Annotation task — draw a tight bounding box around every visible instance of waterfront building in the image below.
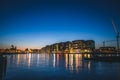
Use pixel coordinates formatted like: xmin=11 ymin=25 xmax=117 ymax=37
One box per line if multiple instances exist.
xmin=85 ymin=40 xmax=95 ymax=52
xmin=29 ymin=49 xmax=40 ymax=53
xmin=54 ymin=42 xmax=64 ymax=53
xmin=71 ymin=40 xmax=95 ymax=53
xmin=40 ymin=47 xmax=46 ymax=53
xmin=99 ymin=47 xmax=116 ymax=53
xmin=63 ymin=41 xmax=72 ymax=53
xmin=72 ymin=40 xmax=85 ymax=53
xmin=44 ymin=45 xmax=51 ymax=53
xmin=40 ymin=40 xmax=95 ymax=54
xmin=51 ymin=43 xmax=59 ymax=53
xmin=0 ymin=49 xmax=5 ymax=53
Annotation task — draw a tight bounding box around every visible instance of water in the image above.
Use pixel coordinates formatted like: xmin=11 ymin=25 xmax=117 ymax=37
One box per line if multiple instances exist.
xmin=1 ymin=53 xmax=120 ymax=80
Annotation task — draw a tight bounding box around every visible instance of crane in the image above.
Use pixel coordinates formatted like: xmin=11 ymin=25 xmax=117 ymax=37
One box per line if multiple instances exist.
xmin=112 ymin=20 xmax=119 ymax=52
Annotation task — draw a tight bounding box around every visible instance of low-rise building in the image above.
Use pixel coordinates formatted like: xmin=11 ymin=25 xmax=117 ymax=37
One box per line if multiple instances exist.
xmin=99 ymin=47 xmax=116 ymax=53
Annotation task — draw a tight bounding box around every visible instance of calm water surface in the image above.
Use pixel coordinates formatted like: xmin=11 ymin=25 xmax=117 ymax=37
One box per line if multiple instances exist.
xmin=1 ymin=53 xmax=120 ymax=80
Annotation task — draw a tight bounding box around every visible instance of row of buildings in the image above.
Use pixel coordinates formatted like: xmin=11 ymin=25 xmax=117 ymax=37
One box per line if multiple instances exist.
xmin=40 ymin=40 xmax=95 ymax=53
xmin=0 ymin=45 xmax=40 ymax=54
xmin=0 ymin=40 xmax=117 ymax=54
xmin=0 ymin=48 xmax=41 ymax=54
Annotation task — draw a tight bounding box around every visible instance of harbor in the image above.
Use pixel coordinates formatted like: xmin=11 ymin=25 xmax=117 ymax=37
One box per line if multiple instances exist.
xmin=0 ymin=53 xmax=120 ymax=80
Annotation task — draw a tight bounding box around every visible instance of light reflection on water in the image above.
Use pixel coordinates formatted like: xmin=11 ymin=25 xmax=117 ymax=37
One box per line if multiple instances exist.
xmin=1 ymin=53 xmax=120 ymax=80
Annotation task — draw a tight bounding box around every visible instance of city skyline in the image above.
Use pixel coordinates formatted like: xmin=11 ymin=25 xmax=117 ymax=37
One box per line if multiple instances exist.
xmin=0 ymin=0 xmax=120 ymax=49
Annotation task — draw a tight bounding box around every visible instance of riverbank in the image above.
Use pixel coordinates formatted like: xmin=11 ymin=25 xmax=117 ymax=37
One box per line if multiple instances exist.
xmin=1 ymin=52 xmax=120 ymax=62
xmin=0 ymin=52 xmax=26 ymax=55
xmin=84 ymin=53 xmax=120 ymax=62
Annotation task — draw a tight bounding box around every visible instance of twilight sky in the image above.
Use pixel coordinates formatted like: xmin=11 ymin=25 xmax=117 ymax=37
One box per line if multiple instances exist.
xmin=0 ymin=0 xmax=120 ymax=49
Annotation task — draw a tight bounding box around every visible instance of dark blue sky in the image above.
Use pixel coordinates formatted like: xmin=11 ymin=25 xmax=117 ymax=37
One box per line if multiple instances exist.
xmin=0 ymin=0 xmax=120 ymax=49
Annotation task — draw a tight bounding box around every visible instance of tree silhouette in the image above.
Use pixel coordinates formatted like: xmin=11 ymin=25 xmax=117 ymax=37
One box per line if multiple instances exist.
xmin=10 ymin=45 xmax=14 ymax=50
xmin=25 ymin=48 xmax=29 ymax=53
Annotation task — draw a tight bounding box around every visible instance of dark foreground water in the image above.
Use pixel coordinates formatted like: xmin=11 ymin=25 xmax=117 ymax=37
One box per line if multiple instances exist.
xmin=1 ymin=53 xmax=120 ymax=80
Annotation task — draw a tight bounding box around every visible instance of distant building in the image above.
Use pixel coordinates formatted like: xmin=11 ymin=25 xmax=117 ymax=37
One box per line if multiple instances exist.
xmin=99 ymin=47 xmax=116 ymax=53
xmin=0 ymin=49 xmax=5 ymax=53
xmin=30 ymin=49 xmax=40 ymax=53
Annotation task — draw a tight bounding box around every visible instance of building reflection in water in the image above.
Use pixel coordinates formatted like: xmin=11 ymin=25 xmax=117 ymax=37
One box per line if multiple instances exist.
xmin=57 ymin=54 xmax=60 ymax=67
xmin=6 ymin=53 xmax=92 ymax=74
xmin=64 ymin=54 xmax=91 ymax=73
xmin=65 ymin=54 xmax=68 ymax=70
xmin=37 ymin=54 xmax=40 ymax=66
xmin=15 ymin=54 xmax=32 ymax=68
xmin=53 ymin=54 xmax=56 ymax=67
xmin=69 ymin=54 xmax=73 ymax=72
xmin=28 ymin=53 xmax=31 ymax=68
xmin=2 ymin=53 xmax=120 ymax=80
xmin=17 ymin=54 xmax=20 ymax=65
xmin=0 ymin=55 xmax=7 ymax=80
xmin=75 ymin=54 xmax=80 ymax=73
xmin=14 ymin=53 xmax=50 ymax=69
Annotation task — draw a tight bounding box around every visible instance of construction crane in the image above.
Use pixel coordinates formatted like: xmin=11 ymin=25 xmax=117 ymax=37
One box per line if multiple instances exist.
xmin=112 ymin=20 xmax=120 ymax=52
xmin=103 ymin=40 xmax=116 ymax=47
